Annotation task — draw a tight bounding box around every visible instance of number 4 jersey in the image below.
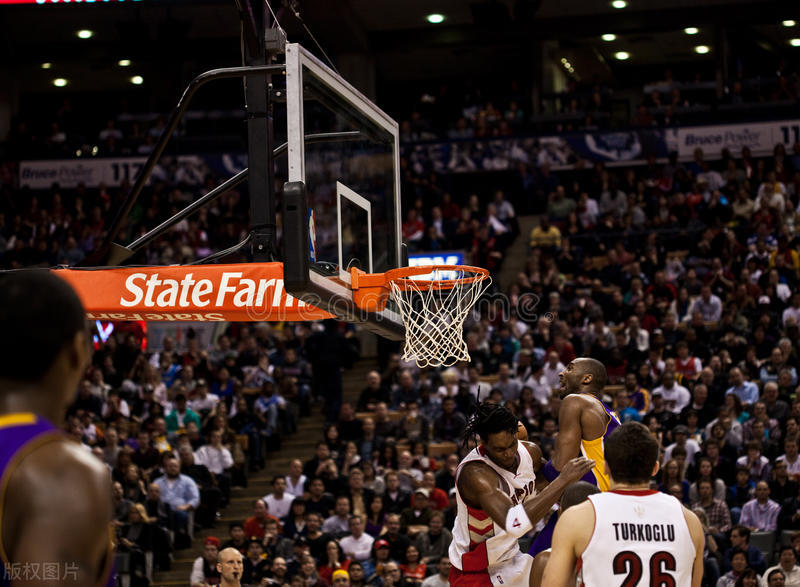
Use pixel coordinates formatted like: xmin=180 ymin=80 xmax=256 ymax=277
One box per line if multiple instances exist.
xmin=578 ymin=490 xmax=696 ymax=587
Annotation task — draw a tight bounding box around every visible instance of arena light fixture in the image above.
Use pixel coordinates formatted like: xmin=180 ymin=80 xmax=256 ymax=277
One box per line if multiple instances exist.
xmin=602 ymin=34 xmax=617 ymax=41
xmin=118 ymin=59 xmax=131 ymax=67
xmin=130 ymin=75 xmax=144 ymax=85
xmin=53 ymin=78 xmax=68 ymax=87
xmin=611 ymin=0 xmax=627 ymax=9
xmin=694 ymin=45 xmax=710 ymax=54
xmin=426 ymin=13 xmax=445 ymax=24
xmin=684 ymin=27 xmax=699 ymax=35
xmin=41 ymin=62 xmax=52 ymax=69
xmin=790 ymin=38 xmax=800 ymax=47
xmin=614 ymin=51 xmax=630 ymax=60
xmin=76 ymin=29 xmax=94 ymax=39
xmin=783 ymin=20 xmax=796 ymax=27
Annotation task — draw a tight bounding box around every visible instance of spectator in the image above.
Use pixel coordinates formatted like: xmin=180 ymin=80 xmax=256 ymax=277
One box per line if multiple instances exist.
xmin=286 ymin=458 xmax=307 ymax=498
xmin=221 ymin=522 xmax=248 ymax=555
xmin=179 ymin=445 xmax=222 ymax=529
xmin=305 ymin=511 xmax=335 ymax=562
xmin=189 ymin=538 xmax=222 ymax=587
xmin=383 ymin=514 xmax=412 ymax=564
xmin=194 ymin=428 xmax=233 ymax=506
xmin=737 ymin=441 xmax=772 ymax=484
xmin=433 ymin=397 xmax=467 ymax=441
xmin=318 ymin=541 xmax=351 ymax=585
xmin=340 ymin=515 xmax=375 ymax=562
xmin=244 ymin=499 xmax=282 ymax=540
xmin=422 ymin=557 xmax=451 ymax=587
xmin=241 ymin=539 xmax=269 ymax=585
xmin=264 ymin=475 xmax=294 ymax=521
xmin=415 ymin=511 xmax=452 ymax=566
xmin=724 ymin=525 xmax=767 ymax=574
xmin=651 ymin=371 xmax=691 ymax=414
xmin=726 ymin=368 xmax=760 ymax=408
xmin=739 ymin=481 xmax=781 ymax=532
xmin=323 ymin=495 xmax=352 ymax=538
xmin=153 ymin=454 xmax=200 ymax=539
xmin=166 ymin=393 xmax=202 ymax=434
xmin=693 ymin=478 xmax=732 ymax=543
xmin=307 ymin=477 xmax=336 ymax=518
xmin=761 ymin=546 xmax=800 ymax=586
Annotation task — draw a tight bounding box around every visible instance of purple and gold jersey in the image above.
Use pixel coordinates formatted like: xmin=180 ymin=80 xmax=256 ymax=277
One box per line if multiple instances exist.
xmin=0 ymin=413 xmax=115 ymax=587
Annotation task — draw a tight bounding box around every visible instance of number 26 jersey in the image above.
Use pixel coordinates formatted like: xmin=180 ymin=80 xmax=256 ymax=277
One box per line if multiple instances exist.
xmin=578 ymin=490 xmax=696 ymax=587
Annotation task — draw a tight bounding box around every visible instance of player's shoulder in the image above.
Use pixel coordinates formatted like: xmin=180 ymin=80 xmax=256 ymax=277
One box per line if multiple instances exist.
xmin=11 ymin=437 xmax=110 ymax=496
xmin=520 ymin=440 xmax=543 ymax=463
xmin=555 ymin=500 xmax=596 ymax=536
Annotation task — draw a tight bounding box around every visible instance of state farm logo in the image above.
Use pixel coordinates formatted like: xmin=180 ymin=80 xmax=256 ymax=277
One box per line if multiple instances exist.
xmin=120 ymin=272 xmax=307 ymax=309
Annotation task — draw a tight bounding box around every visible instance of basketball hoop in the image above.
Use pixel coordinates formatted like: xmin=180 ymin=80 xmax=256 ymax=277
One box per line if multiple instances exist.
xmin=350 ymin=265 xmax=492 ymax=368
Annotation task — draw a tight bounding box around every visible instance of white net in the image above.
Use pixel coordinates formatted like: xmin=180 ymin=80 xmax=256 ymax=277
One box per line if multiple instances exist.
xmin=388 ymin=267 xmax=492 ymax=368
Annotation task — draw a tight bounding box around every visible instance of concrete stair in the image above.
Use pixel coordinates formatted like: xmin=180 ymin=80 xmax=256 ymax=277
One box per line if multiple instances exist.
xmin=497 ymin=214 xmax=538 ymax=291
xmin=149 ymin=357 xmax=377 ymax=586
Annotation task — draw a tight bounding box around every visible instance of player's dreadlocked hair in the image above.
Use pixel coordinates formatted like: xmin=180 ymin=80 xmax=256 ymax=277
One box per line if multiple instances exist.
xmin=462 ymin=399 xmax=520 ymax=445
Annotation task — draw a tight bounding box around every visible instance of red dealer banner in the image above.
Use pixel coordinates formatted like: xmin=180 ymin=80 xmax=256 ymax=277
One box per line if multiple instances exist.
xmin=53 ymin=263 xmax=334 ymax=322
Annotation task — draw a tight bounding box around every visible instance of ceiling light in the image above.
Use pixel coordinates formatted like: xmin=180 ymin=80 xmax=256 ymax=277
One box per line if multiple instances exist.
xmin=426 ymin=13 xmax=445 ymax=24
xmin=684 ymin=27 xmax=699 ymax=35
xmin=41 ymin=62 xmax=52 ymax=69
xmin=130 ymin=75 xmax=144 ymax=85
xmin=76 ymin=29 xmax=94 ymax=39
xmin=602 ymin=34 xmax=617 ymax=41
xmin=694 ymin=45 xmax=710 ymax=54
xmin=783 ymin=20 xmax=796 ymax=27
xmin=614 ymin=51 xmax=630 ymax=60
xmin=790 ymin=38 xmax=800 ymax=47
xmin=118 ymin=59 xmax=131 ymax=67
xmin=611 ymin=0 xmax=627 ymax=9
xmin=53 ymin=78 xmax=68 ymax=87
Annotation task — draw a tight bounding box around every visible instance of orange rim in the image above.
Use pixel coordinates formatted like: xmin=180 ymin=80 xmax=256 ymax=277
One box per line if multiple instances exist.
xmin=384 ymin=265 xmax=490 ymax=291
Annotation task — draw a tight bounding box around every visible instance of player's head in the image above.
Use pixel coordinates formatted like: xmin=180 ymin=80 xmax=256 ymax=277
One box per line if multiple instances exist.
xmin=217 ymin=547 xmax=243 ymax=583
xmin=0 ymin=271 xmax=88 ymax=400
xmin=604 ymin=422 xmax=660 ymax=485
xmin=464 ymin=401 xmax=520 ymax=470
xmin=558 ymin=357 xmax=607 ymax=397
xmin=559 ymin=481 xmax=600 ymax=513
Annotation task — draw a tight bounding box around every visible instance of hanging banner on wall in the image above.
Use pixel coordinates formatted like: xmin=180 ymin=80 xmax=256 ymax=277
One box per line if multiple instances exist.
xmin=664 ymin=120 xmax=800 ymax=161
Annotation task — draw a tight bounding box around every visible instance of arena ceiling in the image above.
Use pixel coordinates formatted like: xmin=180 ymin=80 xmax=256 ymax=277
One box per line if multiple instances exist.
xmin=0 ymin=0 xmax=797 ymax=94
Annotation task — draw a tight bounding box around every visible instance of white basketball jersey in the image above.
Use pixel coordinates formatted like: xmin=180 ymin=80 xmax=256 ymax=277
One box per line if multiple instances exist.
xmin=579 ymin=490 xmax=696 ymax=587
xmin=449 ymin=443 xmax=537 ymax=572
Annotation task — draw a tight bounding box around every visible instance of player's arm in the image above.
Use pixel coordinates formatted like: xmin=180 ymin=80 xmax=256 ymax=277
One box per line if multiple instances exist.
xmin=529 ymin=551 xmax=549 ymax=587
xmin=682 ymin=506 xmax=705 ymax=587
xmin=551 ymin=395 xmax=584 ymax=471
xmin=541 ymin=502 xmax=594 ymax=587
xmin=458 ymin=456 xmax=594 ymax=537
xmin=4 ymin=442 xmax=112 ymax=587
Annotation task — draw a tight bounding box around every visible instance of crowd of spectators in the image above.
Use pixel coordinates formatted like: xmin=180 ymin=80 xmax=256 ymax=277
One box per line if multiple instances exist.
xmin=4 ymin=56 xmax=800 ymax=586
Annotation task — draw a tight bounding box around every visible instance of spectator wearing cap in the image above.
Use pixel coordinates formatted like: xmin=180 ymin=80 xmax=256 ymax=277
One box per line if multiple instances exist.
xmin=166 ymin=393 xmax=202 ymax=434
xmin=340 ymin=515 xmax=375 ymax=562
xmin=400 ymin=488 xmax=433 ymax=537
xmin=244 ymin=499 xmax=282 ymax=540
xmin=263 ymin=475 xmax=294 ymax=520
xmin=740 ymin=481 xmax=780 ymax=532
xmin=363 ymin=538 xmax=393 ymax=582
xmin=242 ymin=538 xmax=269 ymax=585
xmin=323 ymin=495 xmax=352 ymax=538
xmin=190 ymin=536 xmax=221 ymax=587
xmin=331 ymin=568 xmax=351 ymax=587
xmin=221 ymin=521 xmax=248 ymax=555
xmin=190 ymin=379 xmax=219 ymax=417
xmin=663 ymin=424 xmax=701 ymax=465
xmin=651 ymin=371 xmax=691 ymax=415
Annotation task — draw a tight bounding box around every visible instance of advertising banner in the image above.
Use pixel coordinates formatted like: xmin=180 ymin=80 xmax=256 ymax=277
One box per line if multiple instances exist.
xmin=665 ymin=120 xmax=800 ymax=161
xmin=53 ymin=263 xmax=333 ymax=322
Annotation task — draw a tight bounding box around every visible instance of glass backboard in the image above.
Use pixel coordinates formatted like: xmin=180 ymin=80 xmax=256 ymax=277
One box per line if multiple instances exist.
xmin=284 ymin=43 xmax=404 ymax=339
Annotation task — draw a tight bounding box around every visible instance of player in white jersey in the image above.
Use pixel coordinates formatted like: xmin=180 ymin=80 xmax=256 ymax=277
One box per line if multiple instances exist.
xmin=543 ymin=422 xmax=705 ymax=587
xmin=449 ymin=401 xmax=595 ymax=587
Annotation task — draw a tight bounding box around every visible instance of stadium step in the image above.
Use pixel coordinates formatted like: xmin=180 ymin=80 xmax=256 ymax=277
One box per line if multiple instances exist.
xmin=148 ymin=355 xmax=377 ymax=587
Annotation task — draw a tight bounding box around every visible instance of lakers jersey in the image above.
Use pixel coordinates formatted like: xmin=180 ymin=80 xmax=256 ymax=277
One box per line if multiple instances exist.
xmin=579 ymin=395 xmax=621 ymax=492
xmin=450 ymin=443 xmax=537 ymax=572
xmin=578 ymin=490 xmax=695 ymax=587
xmin=0 ymin=413 xmax=115 ymax=587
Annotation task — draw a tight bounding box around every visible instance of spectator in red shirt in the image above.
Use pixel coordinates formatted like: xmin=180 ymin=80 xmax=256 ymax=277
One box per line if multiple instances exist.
xmin=243 ymin=498 xmax=282 ymax=539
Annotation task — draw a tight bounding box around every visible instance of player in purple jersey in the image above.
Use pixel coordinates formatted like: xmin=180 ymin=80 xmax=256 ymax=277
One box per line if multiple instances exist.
xmin=0 ymin=271 xmax=114 ymax=586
